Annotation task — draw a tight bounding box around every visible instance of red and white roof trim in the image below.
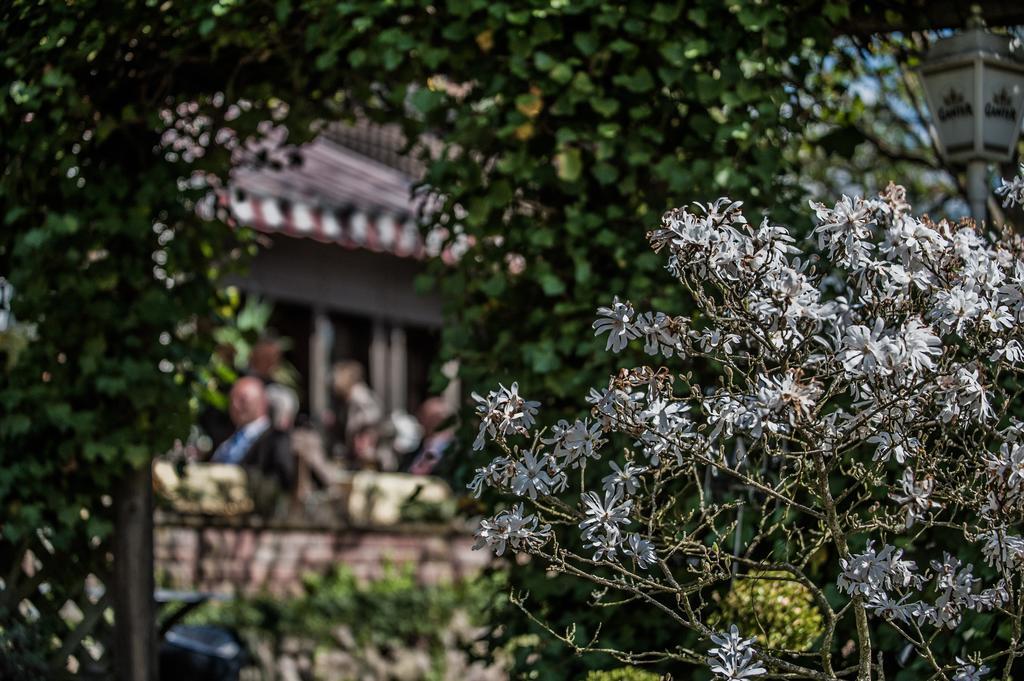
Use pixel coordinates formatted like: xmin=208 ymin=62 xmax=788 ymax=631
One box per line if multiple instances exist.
xmin=222 ymin=188 xmax=438 ymax=260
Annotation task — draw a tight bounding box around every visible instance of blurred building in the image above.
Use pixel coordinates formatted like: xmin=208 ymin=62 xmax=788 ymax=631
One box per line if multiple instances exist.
xmin=223 ymin=123 xmax=453 ymax=421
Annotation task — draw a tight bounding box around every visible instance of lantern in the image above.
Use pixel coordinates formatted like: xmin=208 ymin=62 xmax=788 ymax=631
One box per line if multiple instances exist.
xmin=919 ymin=13 xmax=1024 ymax=220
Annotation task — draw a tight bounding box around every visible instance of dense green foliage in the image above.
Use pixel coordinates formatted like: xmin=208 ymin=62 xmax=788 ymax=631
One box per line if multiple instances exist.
xmin=0 ymin=0 xmax=855 ymax=675
xmin=0 ymin=5 xmax=242 ymax=673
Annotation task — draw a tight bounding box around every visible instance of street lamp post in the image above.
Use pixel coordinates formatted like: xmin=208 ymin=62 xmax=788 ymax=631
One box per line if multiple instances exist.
xmin=918 ymin=9 xmax=1024 ymax=223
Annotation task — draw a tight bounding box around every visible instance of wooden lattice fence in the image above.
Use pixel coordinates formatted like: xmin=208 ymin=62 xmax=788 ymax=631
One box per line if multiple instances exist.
xmin=1 ymin=536 xmax=115 ymax=678
xmin=1 ymin=465 xmax=155 ymax=681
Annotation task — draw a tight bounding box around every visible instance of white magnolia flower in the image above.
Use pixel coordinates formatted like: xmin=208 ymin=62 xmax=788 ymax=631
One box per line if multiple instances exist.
xmin=472 ymin=382 xmax=540 ymax=450
xmin=706 ymin=625 xmax=766 ymax=680
xmin=510 ymin=451 xmax=559 ymax=500
xmin=546 ymin=418 xmax=605 ymax=467
xmin=601 ymin=460 xmax=646 ymax=497
xmin=838 ymin=542 xmax=921 ymax=599
xmin=754 ymin=370 xmax=821 ymax=429
xmin=584 ymin=531 xmax=622 ymax=562
xmin=587 ymin=386 xmax=643 ymax=428
xmin=473 ymin=504 xmax=551 ymax=556
xmin=467 ymin=456 xmax=511 ymax=497
xmin=593 ymin=297 xmax=639 ymax=353
xmin=980 ymin=303 xmax=1014 ymax=333
xmin=889 ymin=467 xmax=941 ymax=529
xmin=1002 ymin=418 xmax=1024 ymax=444
xmin=623 ymin=533 xmax=656 ymax=569
xmin=700 ymin=328 xmax=742 ymax=354
xmin=989 ymin=338 xmax=1024 ymax=364
xmin=996 ymin=164 xmax=1024 ymax=207
xmin=811 ymin=195 xmax=876 ymax=270
xmin=895 ymin=318 xmax=942 ymax=374
xmin=868 ymin=431 xmax=920 ymax=465
xmin=634 ymin=310 xmax=682 ymax=357
xmin=979 ymin=529 xmax=1024 ymax=572
xmin=640 ymin=397 xmax=690 ymax=435
xmin=563 ymin=418 xmax=605 ymax=460
xmin=587 ymin=387 xmax=619 ymax=422
xmin=864 ymin=590 xmax=917 ymax=623
xmin=579 ymin=489 xmax=632 ymax=541
xmin=982 ymin=442 xmax=1024 ymax=513
xmin=931 ymin=285 xmax=983 ymax=334
xmin=705 ymin=394 xmax=763 ymax=441
xmin=879 ymin=214 xmax=947 ymax=269
xmin=839 ymin=319 xmax=894 ymax=376
xmin=953 ymin=657 xmax=990 ymax=681
xmin=926 ymin=554 xmax=1008 ymax=629
xmin=952 ymin=366 xmax=994 ymax=423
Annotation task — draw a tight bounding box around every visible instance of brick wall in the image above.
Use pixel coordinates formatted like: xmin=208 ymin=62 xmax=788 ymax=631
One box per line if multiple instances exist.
xmin=154 ymin=511 xmax=489 ymax=595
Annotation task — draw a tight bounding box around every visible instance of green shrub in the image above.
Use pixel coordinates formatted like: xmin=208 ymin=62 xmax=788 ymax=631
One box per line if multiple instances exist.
xmin=709 ymin=571 xmax=823 ymax=651
xmin=186 ymin=565 xmax=506 ymax=670
xmin=585 ymin=667 xmax=662 ymax=681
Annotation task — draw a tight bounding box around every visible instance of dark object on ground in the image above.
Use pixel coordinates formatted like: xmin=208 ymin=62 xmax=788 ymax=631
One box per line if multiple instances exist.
xmin=159 ymin=625 xmax=244 ymax=681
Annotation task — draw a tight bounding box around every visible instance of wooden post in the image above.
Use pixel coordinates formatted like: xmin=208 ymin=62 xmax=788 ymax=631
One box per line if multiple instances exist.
xmin=113 ymin=462 xmax=156 ymax=681
xmin=370 ymin=319 xmax=389 ymax=409
xmin=389 ymin=325 xmax=407 ymax=413
xmin=310 ymin=308 xmax=333 ymax=428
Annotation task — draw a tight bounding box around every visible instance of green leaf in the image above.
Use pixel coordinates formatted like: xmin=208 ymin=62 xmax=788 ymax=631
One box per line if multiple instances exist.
xmin=537 ymin=272 xmax=565 ymax=296
xmin=615 ymin=67 xmax=654 ymax=93
xmin=555 ymin=148 xmax=582 ymax=182
xmin=592 ymin=162 xmax=618 ymax=185
xmin=533 ymin=51 xmax=555 ymax=71
xmin=659 ymin=41 xmax=687 ymax=67
xmin=651 ymin=4 xmax=681 ymax=22
xmin=275 ymin=0 xmax=292 ymax=23
xmin=316 ymin=51 xmax=338 ymax=70
xmin=550 ymin=63 xmax=573 ymax=84
xmin=684 ymin=40 xmax=709 ymax=59
xmin=573 ymin=32 xmax=599 ymax=56
xmin=574 ymin=258 xmax=592 ymax=284
xmin=525 ymin=340 xmax=560 ymax=372
xmin=348 ymin=49 xmax=367 ymax=68
xmin=590 ymin=98 xmax=619 ymax=117
xmin=409 ymin=87 xmax=444 ymax=114
xmin=480 ymin=273 xmax=506 ymax=297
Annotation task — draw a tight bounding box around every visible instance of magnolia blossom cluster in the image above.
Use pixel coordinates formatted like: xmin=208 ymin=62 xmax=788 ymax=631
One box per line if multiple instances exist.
xmin=470 ymin=170 xmax=1024 ymax=679
xmin=706 ymin=626 xmax=766 ymax=681
xmin=838 ymin=543 xmax=1007 ymax=629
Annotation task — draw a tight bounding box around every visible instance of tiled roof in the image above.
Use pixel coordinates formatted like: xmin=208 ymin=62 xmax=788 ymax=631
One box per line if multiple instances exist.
xmin=223 ymin=124 xmax=459 ymax=261
xmin=231 ymin=134 xmax=423 ymax=219
xmin=323 ymin=120 xmax=428 ymax=178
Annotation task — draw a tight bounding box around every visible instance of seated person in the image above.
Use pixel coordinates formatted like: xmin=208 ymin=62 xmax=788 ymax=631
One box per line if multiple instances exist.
xmin=329 ymin=361 xmax=385 ymax=469
xmin=405 ymin=397 xmax=456 ymax=476
xmin=211 ymin=377 xmax=294 ymax=492
xmin=249 ymin=334 xmax=301 ymax=428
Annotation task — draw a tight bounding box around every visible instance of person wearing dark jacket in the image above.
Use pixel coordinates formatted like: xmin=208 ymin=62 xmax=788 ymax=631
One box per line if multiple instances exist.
xmin=211 ymin=376 xmax=294 ymax=492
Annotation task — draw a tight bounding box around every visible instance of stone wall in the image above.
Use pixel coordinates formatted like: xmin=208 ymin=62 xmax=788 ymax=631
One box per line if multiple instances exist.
xmin=154 ymin=511 xmax=489 ymax=595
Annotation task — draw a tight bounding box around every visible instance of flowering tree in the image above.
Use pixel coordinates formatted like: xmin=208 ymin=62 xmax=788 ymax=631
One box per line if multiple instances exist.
xmin=470 ymin=172 xmax=1024 ymax=680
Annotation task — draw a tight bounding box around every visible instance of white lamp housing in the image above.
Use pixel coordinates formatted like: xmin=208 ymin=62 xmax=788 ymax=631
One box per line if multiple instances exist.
xmin=920 ymin=26 xmax=1024 ymax=163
